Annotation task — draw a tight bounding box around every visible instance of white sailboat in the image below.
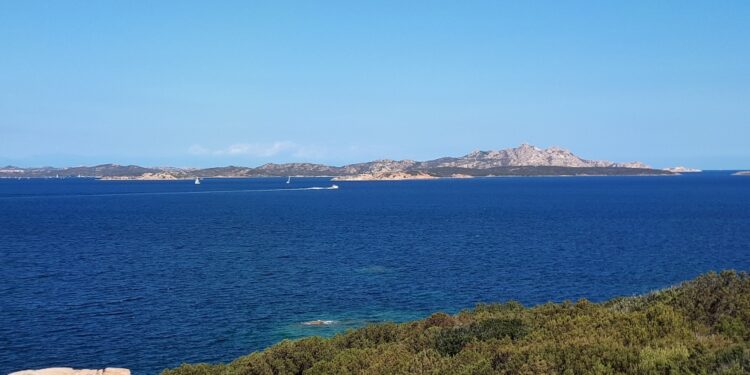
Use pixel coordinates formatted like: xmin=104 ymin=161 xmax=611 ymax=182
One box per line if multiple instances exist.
xmin=194 ymin=177 xmax=201 ymax=185
xmin=286 ymin=176 xmax=291 ymax=184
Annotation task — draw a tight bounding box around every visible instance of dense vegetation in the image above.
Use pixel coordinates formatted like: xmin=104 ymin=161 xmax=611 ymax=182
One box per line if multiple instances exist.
xmin=163 ymin=271 xmax=750 ymax=374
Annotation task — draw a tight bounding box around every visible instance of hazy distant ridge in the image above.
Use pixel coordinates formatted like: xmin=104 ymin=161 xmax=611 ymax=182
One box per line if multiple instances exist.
xmin=0 ymin=144 xmax=664 ymax=178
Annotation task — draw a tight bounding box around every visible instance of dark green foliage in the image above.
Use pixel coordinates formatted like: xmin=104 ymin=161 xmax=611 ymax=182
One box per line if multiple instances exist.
xmin=434 ymin=319 xmax=527 ymax=356
xmin=164 ymin=271 xmax=750 ymax=375
xmin=161 ymin=363 xmax=228 ymax=375
xmin=469 ymin=318 xmax=527 ymax=341
xmin=329 ymin=322 xmax=401 ymax=349
xmin=434 ymin=326 xmax=472 ymax=356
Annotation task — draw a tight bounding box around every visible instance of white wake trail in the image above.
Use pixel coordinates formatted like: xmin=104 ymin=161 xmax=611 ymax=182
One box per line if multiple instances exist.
xmin=0 ymin=185 xmax=340 ymax=200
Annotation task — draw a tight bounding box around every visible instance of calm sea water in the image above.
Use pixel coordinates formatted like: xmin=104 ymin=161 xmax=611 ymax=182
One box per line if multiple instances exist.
xmin=1 ymin=173 xmax=749 ymax=374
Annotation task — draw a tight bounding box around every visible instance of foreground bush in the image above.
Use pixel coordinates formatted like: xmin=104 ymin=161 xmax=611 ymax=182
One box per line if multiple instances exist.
xmin=163 ymin=271 xmax=750 ymax=375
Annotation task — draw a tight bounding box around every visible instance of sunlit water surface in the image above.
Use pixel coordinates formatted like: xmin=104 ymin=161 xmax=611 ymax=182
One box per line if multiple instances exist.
xmin=1 ymin=173 xmax=749 ymax=374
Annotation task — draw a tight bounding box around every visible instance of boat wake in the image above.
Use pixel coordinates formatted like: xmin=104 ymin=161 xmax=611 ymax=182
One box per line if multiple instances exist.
xmin=1 ymin=185 xmax=341 ymax=200
xmin=305 ymin=184 xmax=339 ymax=190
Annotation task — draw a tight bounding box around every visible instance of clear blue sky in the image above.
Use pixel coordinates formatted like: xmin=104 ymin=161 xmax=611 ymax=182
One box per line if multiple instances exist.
xmin=1 ymin=1 xmax=748 ymax=169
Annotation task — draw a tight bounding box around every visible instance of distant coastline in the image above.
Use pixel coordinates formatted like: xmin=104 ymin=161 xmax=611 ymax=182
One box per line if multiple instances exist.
xmin=1 ymin=144 xmax=684 ymax=180
xmin=1 ymin=167 xmax=676 ymax=181
xmin=331 ymin=167 xmax=675 ymax=181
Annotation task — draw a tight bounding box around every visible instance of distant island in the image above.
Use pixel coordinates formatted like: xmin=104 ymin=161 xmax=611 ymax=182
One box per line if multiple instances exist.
xmin=0 ymin=144 xmax=682 ymax=180
xmin=162 ymin=271 xmax=750 ymax=375
xmin=663 ymin=166 xmax=702 ymax=173
xmin=734 ymin=171 xmax=750 ymax=176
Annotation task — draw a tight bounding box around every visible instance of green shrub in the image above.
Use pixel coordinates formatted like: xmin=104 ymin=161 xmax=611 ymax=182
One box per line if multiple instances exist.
xmin=162 ymin=270 xmax=750 ymax=375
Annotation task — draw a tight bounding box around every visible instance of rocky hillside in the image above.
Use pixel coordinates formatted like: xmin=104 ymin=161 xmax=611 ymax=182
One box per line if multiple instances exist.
xmin=419 ymin=144 xmax=649 ymax=169
xmin=0 ymin=144 xmax=665 ymax=178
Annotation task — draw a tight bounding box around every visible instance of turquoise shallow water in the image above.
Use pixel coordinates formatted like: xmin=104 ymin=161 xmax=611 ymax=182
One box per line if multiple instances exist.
xmin=1 ymin=172 xmax=749 ymax=374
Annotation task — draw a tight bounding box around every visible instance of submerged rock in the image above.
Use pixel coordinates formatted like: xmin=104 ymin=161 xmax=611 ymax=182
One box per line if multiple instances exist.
xmin=302 ymin=320 xmax=336 ymax=326
xmin=9 ymin=368 xmax=130 ymax=375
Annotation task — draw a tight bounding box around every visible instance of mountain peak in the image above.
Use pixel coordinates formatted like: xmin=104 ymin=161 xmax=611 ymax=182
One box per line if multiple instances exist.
xmin=441 ymin=144 xmax=650 ymax=169
xmin=516 ymin=143 xmax=538 ymax=150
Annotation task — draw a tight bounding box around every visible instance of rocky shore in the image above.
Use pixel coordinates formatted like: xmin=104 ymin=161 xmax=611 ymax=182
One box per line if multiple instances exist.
xmin=663 ymin=166 xmax=702 ymax=173
xmin=99 ymin=173 xmax=184 ymax=181
xmin=332 ymin=171 xmax=437 ymax=181
xmin=734 ymin=171 xmax=750 ymax=176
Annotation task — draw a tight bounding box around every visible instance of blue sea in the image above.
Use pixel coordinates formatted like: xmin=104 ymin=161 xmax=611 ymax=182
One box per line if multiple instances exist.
xmin=1 ymin=173 xmax=749 ymax=374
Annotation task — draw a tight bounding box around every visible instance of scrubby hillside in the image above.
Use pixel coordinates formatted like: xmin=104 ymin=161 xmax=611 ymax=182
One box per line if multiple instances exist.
xmin=163 ymin=271 xmax=750 ymax=375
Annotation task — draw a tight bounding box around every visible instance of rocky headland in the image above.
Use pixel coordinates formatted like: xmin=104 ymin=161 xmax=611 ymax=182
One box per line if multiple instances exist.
xmin=734 ymin=171 xmax=750 ymax=176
